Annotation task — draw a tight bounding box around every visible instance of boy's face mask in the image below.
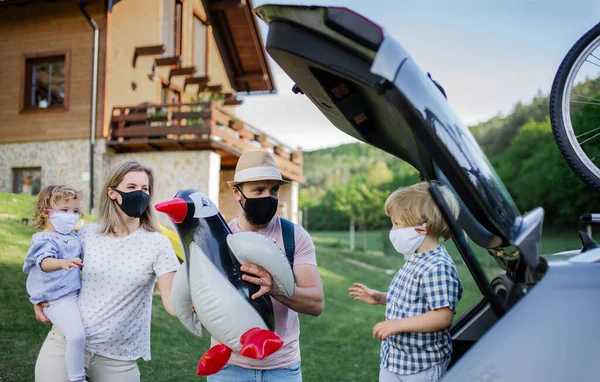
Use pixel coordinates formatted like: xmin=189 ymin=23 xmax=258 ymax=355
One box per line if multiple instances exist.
xmin=389 ymin=223 xmax=427 ymax=257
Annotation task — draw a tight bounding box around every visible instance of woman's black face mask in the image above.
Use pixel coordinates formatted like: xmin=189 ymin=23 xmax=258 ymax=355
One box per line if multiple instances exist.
xmin=237 ymin=187 xmax=278 ymax=226
xmin=113 ymin=189 xmax=150 ymax=218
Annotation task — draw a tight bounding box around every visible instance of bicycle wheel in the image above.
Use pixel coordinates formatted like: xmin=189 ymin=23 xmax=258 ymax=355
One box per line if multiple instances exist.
xmin=550 ymin=21 xmax=600 ymax=191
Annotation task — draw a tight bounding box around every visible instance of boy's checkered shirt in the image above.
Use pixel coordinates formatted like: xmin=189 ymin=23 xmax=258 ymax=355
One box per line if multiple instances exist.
xmin=381 ymin=246 xmax=462 ymax=375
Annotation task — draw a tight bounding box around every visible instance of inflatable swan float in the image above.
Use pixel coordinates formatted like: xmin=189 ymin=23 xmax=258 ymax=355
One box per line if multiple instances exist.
xmin=155 ymin=190 xmax=295 ymax=376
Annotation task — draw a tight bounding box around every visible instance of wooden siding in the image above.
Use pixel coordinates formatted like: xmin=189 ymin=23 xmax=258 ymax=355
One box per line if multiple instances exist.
xmin=105 ymin=0 xmax=162 ymax=136
xmin=0 ymin=0 xmax=106 ymax=143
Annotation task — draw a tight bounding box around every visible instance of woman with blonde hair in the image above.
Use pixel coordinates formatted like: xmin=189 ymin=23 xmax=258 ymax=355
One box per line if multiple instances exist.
xmin=33 ymin=161 xmax=180 ymax=382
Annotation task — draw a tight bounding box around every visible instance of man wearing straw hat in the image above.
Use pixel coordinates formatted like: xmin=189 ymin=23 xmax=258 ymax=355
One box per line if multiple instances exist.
xmin=208 ymin=150 xmax=324 ymax=381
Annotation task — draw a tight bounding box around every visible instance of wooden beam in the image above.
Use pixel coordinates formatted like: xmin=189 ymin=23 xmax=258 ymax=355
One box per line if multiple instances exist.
xmin=209 ymin=0 xmax=245 ymax=11
xmin=112 ymin=125 xmax=211 ymax=138
xmin=235 ymin=73 xmax=268 ymax=83
xmin=133 ymin=45 xmax=165 ymax=67
xmin=155 ymin=56 xmax=181 ymax=67
xmin=224 ymin=97 xmax=243 ymax=106
xmin=207 ymin=84 xmax=223 ymax=92
xmin=184 ymin=76 xmax=210 ymax=91
xmin=169 ymin=66 xmax=196 ymax=80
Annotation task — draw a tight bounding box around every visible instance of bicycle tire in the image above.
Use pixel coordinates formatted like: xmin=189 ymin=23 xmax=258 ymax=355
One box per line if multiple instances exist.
xmin=549 ymin=21 xmax=600 ymax=191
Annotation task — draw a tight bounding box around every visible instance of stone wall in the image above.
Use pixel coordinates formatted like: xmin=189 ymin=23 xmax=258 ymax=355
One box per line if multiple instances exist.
xmin=278 ymin=181 xmax=299 ymax=223
xmin=0 ymin=139 xmax=106 ymax=211
xmin=1 ymin=140 xmax=300 ymax=227
xmin=219 ymin=168 xmax=239 ymax=222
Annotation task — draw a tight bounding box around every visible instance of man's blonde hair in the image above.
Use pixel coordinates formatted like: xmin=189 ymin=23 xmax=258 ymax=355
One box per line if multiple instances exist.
xmin=384 ymin=182 xmax=460 ymax=239
xmin=98 ymin=161 xmax=159 ymax=235
xmin=34 ymin=185 xmax=82 ymax=229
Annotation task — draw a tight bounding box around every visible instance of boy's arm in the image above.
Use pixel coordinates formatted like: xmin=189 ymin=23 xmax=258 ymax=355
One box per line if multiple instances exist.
xmin=374 ymin=261 xmax=461 ymax=339
xmin=373 ymin=308 xmax=453 ymax=339
xmin=402 ymin=308 xmax=454 ymax=331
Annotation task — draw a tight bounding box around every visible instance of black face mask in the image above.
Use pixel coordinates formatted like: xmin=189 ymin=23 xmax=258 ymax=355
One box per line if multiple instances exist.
xmin=113 ymin=189 xmax=150 ymax=218
xmin=238 ymin=188 xmax=278 ymax=226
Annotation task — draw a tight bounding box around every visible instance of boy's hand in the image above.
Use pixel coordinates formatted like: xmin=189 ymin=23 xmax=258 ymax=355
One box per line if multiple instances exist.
xmin=373 ymin=319 xmax=402 ymax=340
xmin=349 ymin=283 xmax=382 ymax=305
xmin=61 ymin=258 xmax=83 ymax=271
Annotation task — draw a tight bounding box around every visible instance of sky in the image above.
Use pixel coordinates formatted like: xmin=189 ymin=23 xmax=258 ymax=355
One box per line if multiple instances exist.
xmin=234 ymin=0 xmax=600 ymax=151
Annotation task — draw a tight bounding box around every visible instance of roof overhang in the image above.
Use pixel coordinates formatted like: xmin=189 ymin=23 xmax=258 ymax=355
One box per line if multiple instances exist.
xmin=202 ymin=0 xmax=276 ymax=94
xmin=0 ymin=0 xmax=38 ymax=5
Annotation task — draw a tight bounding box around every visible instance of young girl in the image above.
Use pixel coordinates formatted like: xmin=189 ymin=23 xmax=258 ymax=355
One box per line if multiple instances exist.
xmin=23 ymin=185 xmax=86 ymax=382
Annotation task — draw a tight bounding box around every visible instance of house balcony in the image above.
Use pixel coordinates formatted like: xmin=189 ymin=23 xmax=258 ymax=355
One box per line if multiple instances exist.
xmin=107 ymin=102 xmax=304 ymax=182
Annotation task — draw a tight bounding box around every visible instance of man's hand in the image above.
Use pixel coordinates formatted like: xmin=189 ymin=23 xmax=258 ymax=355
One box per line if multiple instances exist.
xmin=34 ymin=302 xmax=51 ymax=324
xmin=61 ymin=258 xmax=83 ymax=271
xmin=373 ymin=319 xmax=402 ymax=340
xmin=349 ymin=283 xmax=384 ymax=305
xmin=241 ymin=262 xmax=283 ymax=300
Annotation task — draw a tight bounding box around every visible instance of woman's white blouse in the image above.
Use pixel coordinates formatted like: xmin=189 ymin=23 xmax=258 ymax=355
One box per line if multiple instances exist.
xmin=77 ymin=223 xmax=180 ymax=361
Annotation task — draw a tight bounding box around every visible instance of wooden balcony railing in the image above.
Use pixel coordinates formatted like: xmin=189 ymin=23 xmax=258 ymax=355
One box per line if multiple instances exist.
xmin=108 ymin=102 xmax=303 ymax=181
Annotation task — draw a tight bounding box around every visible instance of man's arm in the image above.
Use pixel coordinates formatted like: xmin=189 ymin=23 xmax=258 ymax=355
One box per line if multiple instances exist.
xmin=241 ymin=263 xmax=324 ymax=317
xmin=271 ymin=264 xmax=324 ymax=316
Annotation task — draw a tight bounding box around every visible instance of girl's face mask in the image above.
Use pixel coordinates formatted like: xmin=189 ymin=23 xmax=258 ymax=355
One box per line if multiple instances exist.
xmin=389 ymin=223 xmax=427 ymax=257
xmin=48 ymin=210 xmax=80 ymax=234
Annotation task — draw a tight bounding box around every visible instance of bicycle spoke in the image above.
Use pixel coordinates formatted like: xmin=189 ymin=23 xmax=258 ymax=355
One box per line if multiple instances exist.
xmin=585 ymin=58 xmax=600 ymax=69
xmin=572 ymin=93 xmax=600 ymax=103
xmin=570 ymin=100 xmax=600 ymax=106
xmin=579 ymin=130 xmax=600 ymax=145
xmin=591 ymin=153 xmax=600 ymax=162
xmin=576 ymin=126 xmax=600 ymax=139
xmin=590 ymin=52 xmax=600 ymax=64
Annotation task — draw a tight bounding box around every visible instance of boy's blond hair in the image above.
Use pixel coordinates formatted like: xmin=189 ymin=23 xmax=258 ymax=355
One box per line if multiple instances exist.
xmin=384 ymin=182 xmax=460 ymax=239
xmin=34 ymin=185 xmax=82 ymax=229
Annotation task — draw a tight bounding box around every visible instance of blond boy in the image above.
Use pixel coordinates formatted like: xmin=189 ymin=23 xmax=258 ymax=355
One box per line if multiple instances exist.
xmin=349 ymin=182 xmax=462 ymax=382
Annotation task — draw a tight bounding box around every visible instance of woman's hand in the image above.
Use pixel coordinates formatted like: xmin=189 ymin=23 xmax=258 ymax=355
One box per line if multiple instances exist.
xmin=34 ymin=302 xmax=51 ymax=324
xmin=349 ymin=283 xmax=383 ymax=305
xmin=241 ymin=262 xmax=282 ymax=300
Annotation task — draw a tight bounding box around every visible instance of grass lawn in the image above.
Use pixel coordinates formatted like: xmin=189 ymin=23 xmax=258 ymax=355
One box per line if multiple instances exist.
xmin=0 ymin=192 xmax=583 ymax=381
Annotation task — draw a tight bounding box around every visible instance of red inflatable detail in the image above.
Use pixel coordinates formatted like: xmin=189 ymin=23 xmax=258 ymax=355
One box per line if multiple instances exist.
xmin=155 ymin=198 xmax=188 ymax=223
xmin=239 ymin=327 xmax=284 ymax=360
xmin=196 ymin=344 xmax=232 ymax=376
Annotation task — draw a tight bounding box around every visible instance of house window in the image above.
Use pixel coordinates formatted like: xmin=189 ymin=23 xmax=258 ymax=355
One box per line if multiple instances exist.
xmin=174 ymin=0 xmax=183 ymax=56
xmin=163 ymin=0 xmax=183 ymax=56
xmin=13 ymin=167 xmax=42 ymax=195
xmin=193 ymin=14 xmax=208 ymax=75
xmin=22 ymin=51 xmax=69 ymax=110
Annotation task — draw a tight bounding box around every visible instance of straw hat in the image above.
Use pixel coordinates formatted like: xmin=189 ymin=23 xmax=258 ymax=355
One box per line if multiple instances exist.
xmin=227 ymin=151 xmax=291 ymax=187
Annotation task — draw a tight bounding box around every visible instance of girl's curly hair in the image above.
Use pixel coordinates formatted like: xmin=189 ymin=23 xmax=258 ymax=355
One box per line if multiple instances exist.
xmin=33 ymin=185 xmax=82 ymax=229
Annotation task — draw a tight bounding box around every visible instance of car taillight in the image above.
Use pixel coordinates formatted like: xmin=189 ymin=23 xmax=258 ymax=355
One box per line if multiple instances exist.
xmin=325 ymin=7 xmax=384 ymax=51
